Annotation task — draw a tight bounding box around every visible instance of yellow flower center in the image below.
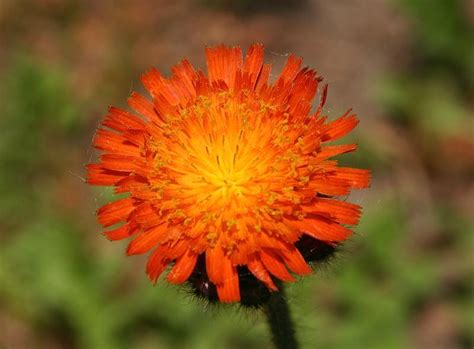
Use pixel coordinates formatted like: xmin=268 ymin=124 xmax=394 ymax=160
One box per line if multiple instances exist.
xmin=144 ymin=88 xmax=310 ymax=256
xmin=154 ymin=92 xmax=283 ymax=216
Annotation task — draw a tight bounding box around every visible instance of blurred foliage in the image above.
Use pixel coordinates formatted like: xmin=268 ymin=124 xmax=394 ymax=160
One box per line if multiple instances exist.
xmin=0 ymin=55 xmax=80 ymax=227
xmin=0 ymin=0 xmax=473 ymax=348
xmin=381 ymin=0 xmax=474 ymax=136
xmin=399 ymin=0 xmax=474 ymax=86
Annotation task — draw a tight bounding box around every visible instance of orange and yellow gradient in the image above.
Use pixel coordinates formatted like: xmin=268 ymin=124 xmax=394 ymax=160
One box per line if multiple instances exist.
xmin=87 ymin=44 xmax=370 ymax=303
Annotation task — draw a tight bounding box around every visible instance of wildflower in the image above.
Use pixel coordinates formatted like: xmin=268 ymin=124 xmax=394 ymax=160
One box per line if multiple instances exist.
xmin=87 ymin=44 xmax=370 ymax=304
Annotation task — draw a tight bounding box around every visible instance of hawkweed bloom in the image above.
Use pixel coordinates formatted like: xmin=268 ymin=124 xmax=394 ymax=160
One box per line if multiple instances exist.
xmin=87 ymin=44 xmax=370 ymax=305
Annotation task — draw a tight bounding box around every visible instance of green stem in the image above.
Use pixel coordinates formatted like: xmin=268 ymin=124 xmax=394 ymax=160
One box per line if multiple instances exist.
xmin=264 ymin=284 xmax=299 ymax=349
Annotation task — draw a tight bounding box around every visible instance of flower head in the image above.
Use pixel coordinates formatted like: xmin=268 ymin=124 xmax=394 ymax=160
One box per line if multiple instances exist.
xmin=87 ymin=44 xmax=370 ymax=303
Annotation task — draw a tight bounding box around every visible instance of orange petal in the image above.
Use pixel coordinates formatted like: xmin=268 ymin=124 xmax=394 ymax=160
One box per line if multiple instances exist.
xmin=333 ymin=168 xmax=371 ymax=189
xmin=288 ymin=69 xmax=319 ymax=116
xmin=167 ymin=239 xmax=189 ymax=260
xmin=314 ymin=84 xmax=328 ymax=118
xmin=102 ymin=106 xmax=146 ymax=132
xmin=321 ymin=111 xmax=359 ymax=142
xmin=100 ymin=154 xmax=149 ymax=177
xmin=303 ymin=198 xmax=362 ymax=225
xmin=247 ymin=256 xmax=278 ymax=291
xmin=255 ymin=63 xmax=271 ymax=92
xmin=97 ymin=197 xmax=136 ymax=227
xmin=216 ymin=257 xmax=240 ymax=303
xmin=286 ymin=217 xmax=352 ymax=242
xmin=146 ymin=246 xmax=170 ymax=283
xmin=126 ymin=223 xmax=169 ymax=255
xmin=86 ymin=164 xmax=123 ymax=186
xmin=205 ymin=244 xmax=224 ymax=284
xmin=142 ymin=68 xmax=192 ymax=108
xmin=93 ymin=128 xmax=140 ymax=156
xmin=103 ymin=221 xmax=139 ymax=241
xmin=280 ymin=246 xmax=311 ymax=275
xmin=308 ymin=176 xmax=351 ymax=196
xmin=243 ymin=43 xmax=264 ymax=89
xmin=171 ymin=59 xmax=197 ymax=99
xmin=141 ymin=68 xmax=167 ymax=99
xmin=261 ymin=249 xmax=295 ymax=282
xmin=277 ymin=54 xmax=302 ymax=84
xmin=131 ymin=203 xmax=163 ymax=229
xmin=205 ymin=45 xmax=243 ymax=89
xmin=167 ymin=250 xmax=198 ymax=284
xmin=115 ymin=176 xmax=152 ymax=198
xmin=99 ymin=154 xmax=140 ymax=173
xmin=317 ymin=144 xmax=358 ymax=160
xmin=127 ymin=92 xmax=160 ymax=122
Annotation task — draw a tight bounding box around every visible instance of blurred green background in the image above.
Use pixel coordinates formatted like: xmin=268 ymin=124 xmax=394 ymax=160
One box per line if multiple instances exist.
xmin=0 ymin=0 xmax=473 ymax=348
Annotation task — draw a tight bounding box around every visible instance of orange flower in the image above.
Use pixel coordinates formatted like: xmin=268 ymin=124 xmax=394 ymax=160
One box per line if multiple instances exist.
xmin=87 ymin=44 xmax=370 ymax=303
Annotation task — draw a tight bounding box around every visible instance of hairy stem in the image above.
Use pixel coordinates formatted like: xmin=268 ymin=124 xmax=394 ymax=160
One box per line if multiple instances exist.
xmin=264 ymin=284 xmax=299 ymax=349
